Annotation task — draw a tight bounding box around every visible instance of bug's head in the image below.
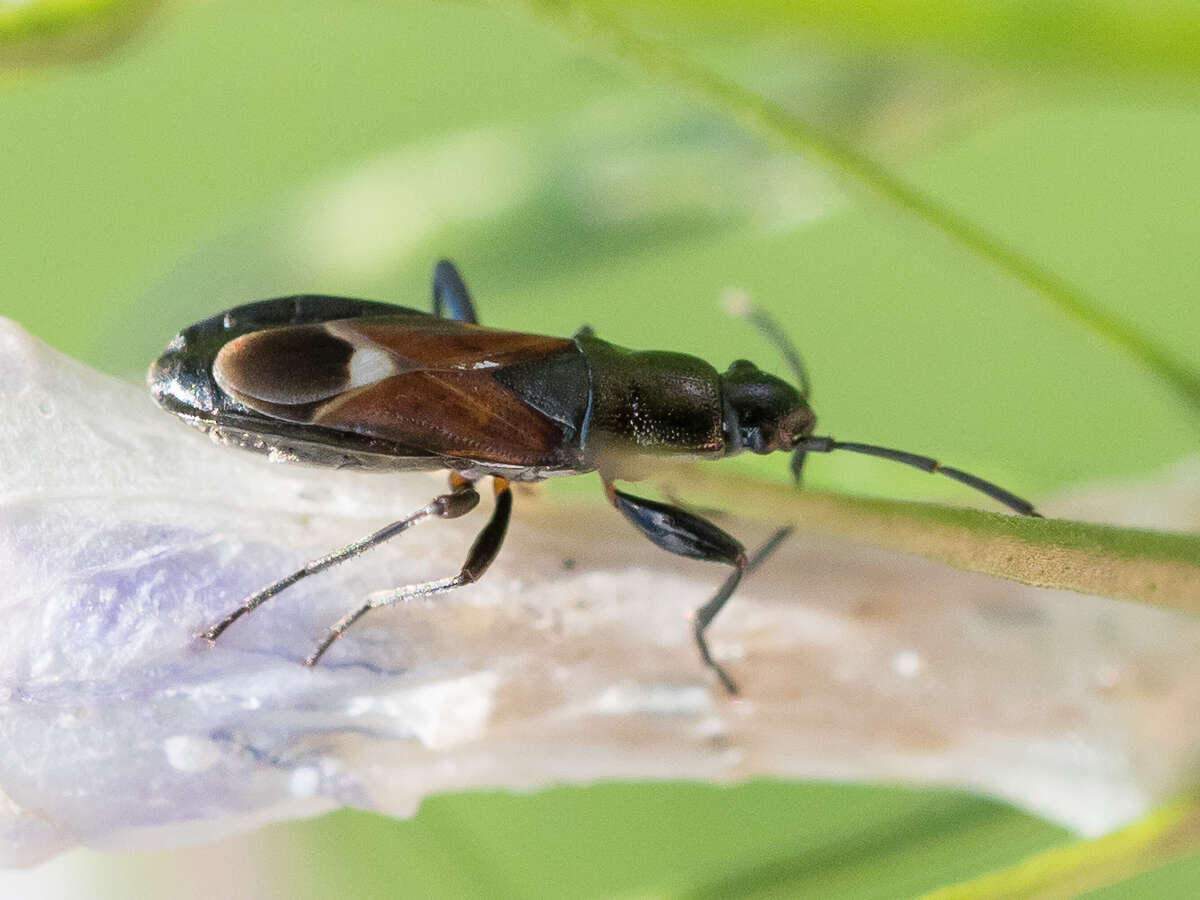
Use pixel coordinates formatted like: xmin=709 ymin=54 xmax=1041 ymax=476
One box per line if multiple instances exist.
xmin=721 ymin=359 xmax=815 ymax=456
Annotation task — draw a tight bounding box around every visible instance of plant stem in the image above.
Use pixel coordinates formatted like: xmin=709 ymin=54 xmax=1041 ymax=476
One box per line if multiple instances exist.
xmin=917 ymin=798 xmax=1200 ymax=899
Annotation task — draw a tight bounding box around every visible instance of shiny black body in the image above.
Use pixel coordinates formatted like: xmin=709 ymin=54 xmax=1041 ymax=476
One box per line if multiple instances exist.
xmin=151 ymin=296 xmax=435 ymax=472
xmin=149 ymin=298 xmax=777 ymax=482
xmin=151 ymin=259 xmax=1038 ymax=694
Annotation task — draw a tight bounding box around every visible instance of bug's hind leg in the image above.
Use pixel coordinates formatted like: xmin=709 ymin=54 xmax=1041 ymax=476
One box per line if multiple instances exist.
xmin=605 ymin=482 xmax=750 ymax=694
xmin=431 ymin=259 xmax=479 ymax=324
xmin=306 ymin=477 xmax=514 ymax=666
xmin=199 ymin=480 xmax=481 ymax=644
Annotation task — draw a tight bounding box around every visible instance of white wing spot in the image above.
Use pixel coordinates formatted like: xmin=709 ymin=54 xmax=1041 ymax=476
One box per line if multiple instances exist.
xmin=347 ymin=346 xmax=397 ymax=389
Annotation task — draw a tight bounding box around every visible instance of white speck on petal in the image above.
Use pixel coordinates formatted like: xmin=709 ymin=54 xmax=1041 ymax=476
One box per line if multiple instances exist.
xmin=892 ymin=650 xmax=924 ymax=679
xmin=164 ymin=736 xmax=222 ymax=773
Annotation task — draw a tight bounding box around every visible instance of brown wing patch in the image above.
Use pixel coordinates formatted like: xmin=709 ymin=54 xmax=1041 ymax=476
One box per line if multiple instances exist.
xmin=345 ymin=320 xmax=574 ymax=371
xmin=214 ymin=317 xmax=579 ymax=467
xmin=311 ymin=369 xmax=568 ymax=466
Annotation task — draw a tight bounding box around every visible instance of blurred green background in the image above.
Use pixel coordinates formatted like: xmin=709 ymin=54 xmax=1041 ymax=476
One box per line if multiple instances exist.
xmin=2 ymin=0 xmax=1199 ymax=896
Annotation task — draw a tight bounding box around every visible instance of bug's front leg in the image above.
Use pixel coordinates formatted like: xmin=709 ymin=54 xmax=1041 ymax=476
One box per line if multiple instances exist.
xmin=198 ymin=478 xmax=481 ymax=644
xmin=604 ymin=482 xmax=748 ymax=694
xmin=305 ymin=477 xmax=514 ymax=666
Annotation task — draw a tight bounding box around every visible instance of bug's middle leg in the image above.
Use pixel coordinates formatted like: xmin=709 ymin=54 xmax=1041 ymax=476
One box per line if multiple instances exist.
xmin=305 ymin=477 xmax=514 ymax=666
xmin=604 ymin=482 xmax=748 ymax=694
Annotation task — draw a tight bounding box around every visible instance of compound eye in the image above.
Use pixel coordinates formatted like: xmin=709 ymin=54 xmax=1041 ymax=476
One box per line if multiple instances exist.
xmin=726 ymin=359 xmax=759 ymax=374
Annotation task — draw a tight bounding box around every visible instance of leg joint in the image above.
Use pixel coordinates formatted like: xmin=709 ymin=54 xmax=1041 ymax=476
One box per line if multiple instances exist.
xmin=435 ymin=487 xmax=481 ymax=519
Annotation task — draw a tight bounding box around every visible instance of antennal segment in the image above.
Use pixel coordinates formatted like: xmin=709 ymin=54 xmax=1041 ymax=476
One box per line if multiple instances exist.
xmin=795 ymin=436 xmax=1041 ymax=517
xmin=722 ymin=289 xmax=812 ymax=400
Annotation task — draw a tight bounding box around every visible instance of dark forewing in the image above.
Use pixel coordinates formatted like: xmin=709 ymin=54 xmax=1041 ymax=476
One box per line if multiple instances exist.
xmin=214 ymin=316 xmax=588 ymax=469
xmin=150 ymin=296 xmax=446 ymax=471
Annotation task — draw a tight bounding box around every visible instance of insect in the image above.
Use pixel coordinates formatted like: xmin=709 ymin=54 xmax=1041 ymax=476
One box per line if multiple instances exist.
xmin=149 ymin=260 xmax=1040 ymax=693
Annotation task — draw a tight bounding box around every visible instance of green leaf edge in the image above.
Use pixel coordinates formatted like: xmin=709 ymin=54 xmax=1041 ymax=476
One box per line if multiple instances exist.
xmin=916 ymin=797 xmax=1200 ymax=900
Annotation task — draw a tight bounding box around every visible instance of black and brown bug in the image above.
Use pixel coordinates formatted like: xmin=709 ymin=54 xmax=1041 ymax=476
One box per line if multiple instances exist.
xmin=149 ymin=260 xmax=1040 ymax=693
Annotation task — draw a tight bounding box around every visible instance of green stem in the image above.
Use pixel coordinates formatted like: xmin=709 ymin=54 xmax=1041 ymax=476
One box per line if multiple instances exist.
xmin=676 ymin=467 xmax=1200 ymax=614
xmin=517 ymin=0 xmax=1200 ymax=418
xmin=917 ymin=798 xmax=1200 ymax=899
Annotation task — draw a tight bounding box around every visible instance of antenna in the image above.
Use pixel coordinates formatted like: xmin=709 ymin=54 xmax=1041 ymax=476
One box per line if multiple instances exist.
xmin=794 ymin=437 xmax=1041 ymax=517
xmin=721 ymin=290 xmax=1040 ymax=517
xmin=722 ymin=289 xmax=811 ymax=400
